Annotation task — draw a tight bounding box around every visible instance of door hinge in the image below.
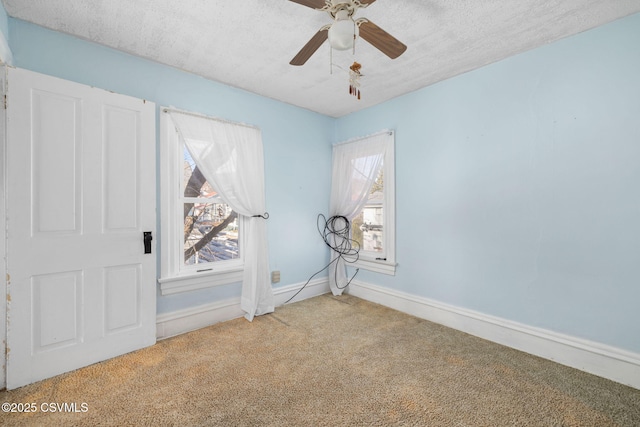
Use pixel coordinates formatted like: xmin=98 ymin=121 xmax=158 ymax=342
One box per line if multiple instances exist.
xmin=3 ymin=94 xmax=6 ymax=110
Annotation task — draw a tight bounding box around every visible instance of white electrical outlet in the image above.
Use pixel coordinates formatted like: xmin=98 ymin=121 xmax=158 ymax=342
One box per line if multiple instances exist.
xmin=271 ymin=270 xmax=281 ymax=283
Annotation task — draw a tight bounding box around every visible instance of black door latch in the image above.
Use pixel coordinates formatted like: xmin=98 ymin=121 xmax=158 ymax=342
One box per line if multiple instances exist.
xmin=143 ymin=231 xmax=153 ymax=254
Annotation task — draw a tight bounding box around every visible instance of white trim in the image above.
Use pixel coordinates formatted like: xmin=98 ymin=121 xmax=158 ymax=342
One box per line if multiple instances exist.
xmin=333 ymin=129 xmax=393 ymax=146
xmin=346 ymin=280 xmax=640 ymax=390
xmin=156 ymin=278 xmax=330 ymax=339
xmin=156 ymin=298 xmax=245 ymax=340
xmin=351 ymin=258 xmax=396 ymax=275
xmin=273 ymin=277 xmax=330 ymax=306
xmin=0 ymin=65 xmax=6 ymax=389
xmin=159 ymin=268 xmax=243 ymax=295
xmin=163 ymin=107 xmax=259 ymax=131
xmin=0 ymin=30 xmax=12 ymax=66
xmin=159 ymin=109 xmax=180 ymax=281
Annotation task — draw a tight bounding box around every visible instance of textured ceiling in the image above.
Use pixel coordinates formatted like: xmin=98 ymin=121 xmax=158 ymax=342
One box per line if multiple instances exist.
xmin=3 ymin=0 xmax=640 ymax=117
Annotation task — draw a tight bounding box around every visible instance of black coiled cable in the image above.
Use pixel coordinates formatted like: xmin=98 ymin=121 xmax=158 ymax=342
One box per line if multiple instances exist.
xmin=283 ymin=214 xmax=361 ymax=304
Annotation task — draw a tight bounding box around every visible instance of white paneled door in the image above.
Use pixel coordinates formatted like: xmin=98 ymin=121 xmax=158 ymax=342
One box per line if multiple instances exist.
xmin=5 ymin=68 xmax=156 ymax=390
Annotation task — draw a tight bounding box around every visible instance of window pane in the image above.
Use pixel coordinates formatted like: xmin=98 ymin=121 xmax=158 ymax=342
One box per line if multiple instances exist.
xmin=183 ymin=147 xmax=217 ymax=198
xmin=183 ymin=202 xmax=239 ymax=265
xmin=352 ymin=167 xmax=384 ymax=254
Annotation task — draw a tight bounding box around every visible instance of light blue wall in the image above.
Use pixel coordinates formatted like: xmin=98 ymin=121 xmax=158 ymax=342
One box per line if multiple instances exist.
xmin=0 ymin=3 xmax=8 ymax=42
xmin=9 ymin=19 xmax=333 ymax=314
xmin=0 ymin=1 xmax=10 ymax=64
xmin=336 ymin=13 xmax=640 ymax=353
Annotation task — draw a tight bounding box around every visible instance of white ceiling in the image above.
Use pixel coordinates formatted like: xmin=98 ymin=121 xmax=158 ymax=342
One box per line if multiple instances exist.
xmin=4 ymin=0 xmax=640 ymax=117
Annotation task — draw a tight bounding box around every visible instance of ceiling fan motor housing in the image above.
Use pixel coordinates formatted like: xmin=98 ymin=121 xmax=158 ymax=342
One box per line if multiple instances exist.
xmin=327 ymin=0 xmax=360 ymax=18
xmin=328 ymin=9 xmax=359 ymax=50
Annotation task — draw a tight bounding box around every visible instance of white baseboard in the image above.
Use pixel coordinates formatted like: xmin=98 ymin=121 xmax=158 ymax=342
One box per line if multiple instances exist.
xmin=347 ymin=280 xmax=640 ymax=390
xmin=273 ymin=277 xmax=330 ymax=306
xmin=156 ymin=278 xmax=330 ymax=340
xmin=156 ymin=298 xmax=244 ymax=340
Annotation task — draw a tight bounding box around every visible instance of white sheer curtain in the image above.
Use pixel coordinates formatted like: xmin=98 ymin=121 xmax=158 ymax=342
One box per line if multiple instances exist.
xmin=329 ymin=130 xmax=391 ymax=295
xmin=169 ymin=111 xmax=274 ymax=321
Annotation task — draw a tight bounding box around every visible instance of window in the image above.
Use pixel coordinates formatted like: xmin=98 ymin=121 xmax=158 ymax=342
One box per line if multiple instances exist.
xmin=351 ymin=166 xmax=385 ymax=255
xmin=182 ymin=147 xmax=240 ymax=267
xmin=159 ymin=112 xmax=244 ymax=295
xmin=350 ymin=136 xmax=395 ymax=275
xmin=329 ymin=130 xmax=396 ymax=284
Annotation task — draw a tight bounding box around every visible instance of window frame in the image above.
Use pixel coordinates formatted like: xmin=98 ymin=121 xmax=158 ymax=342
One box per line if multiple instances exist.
xmin=180 ymin=148 xmax=242 ymax=274
xmin=351 ymin=132 xmax=396 ymax=275
xmin=158 ymin=109 xmax=244 ymax=295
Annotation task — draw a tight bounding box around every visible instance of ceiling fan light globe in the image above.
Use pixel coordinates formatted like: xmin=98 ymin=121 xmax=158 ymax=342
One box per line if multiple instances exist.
xmin=328 ymin=19 xmax=358 ymax=50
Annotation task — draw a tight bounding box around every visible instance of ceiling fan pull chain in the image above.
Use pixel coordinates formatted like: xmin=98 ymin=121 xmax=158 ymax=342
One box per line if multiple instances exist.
xmin=352 ymin=19 xmax=357 ymax=55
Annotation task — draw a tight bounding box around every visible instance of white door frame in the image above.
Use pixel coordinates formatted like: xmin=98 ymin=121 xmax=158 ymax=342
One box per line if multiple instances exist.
xmin=0 ymin=65 xmax=7 ymax=389
xmin=1 ymin=14 xmax=13 ymax=392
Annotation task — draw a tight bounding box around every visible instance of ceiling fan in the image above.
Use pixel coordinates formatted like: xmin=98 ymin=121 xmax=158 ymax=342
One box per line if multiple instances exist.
xmin=289 ymin=0 xmax=407 ymax=66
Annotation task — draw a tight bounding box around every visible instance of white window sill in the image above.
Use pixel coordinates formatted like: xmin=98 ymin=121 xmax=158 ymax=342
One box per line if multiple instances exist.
xmin=351 ymin=258 xmax=396 ymax=275
xmin=158 ymin=267 xmax=243 ymax=296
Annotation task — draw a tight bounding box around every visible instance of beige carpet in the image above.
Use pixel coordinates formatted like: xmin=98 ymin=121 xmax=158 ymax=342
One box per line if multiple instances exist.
xmin=1 ymin=294 xmax=639 ymax=426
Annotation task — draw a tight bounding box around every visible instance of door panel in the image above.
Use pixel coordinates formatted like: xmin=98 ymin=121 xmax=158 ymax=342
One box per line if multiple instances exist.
xmin=104 ymin=264 xmax=141 ymax=333
xmin=32 ymin=271 xmax=83 ymax=352
xmin=6 ymin=67 xmax=156 ymax=390
xmin=31 ymin=90 xmax=81 ymax=234
xmin=104 ymin=106 xmax=140 ymax=231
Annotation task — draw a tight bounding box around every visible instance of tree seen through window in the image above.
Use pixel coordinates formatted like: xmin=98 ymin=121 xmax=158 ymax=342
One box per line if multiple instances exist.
xmin=182 ymin=148 xmax=239 ymax=265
